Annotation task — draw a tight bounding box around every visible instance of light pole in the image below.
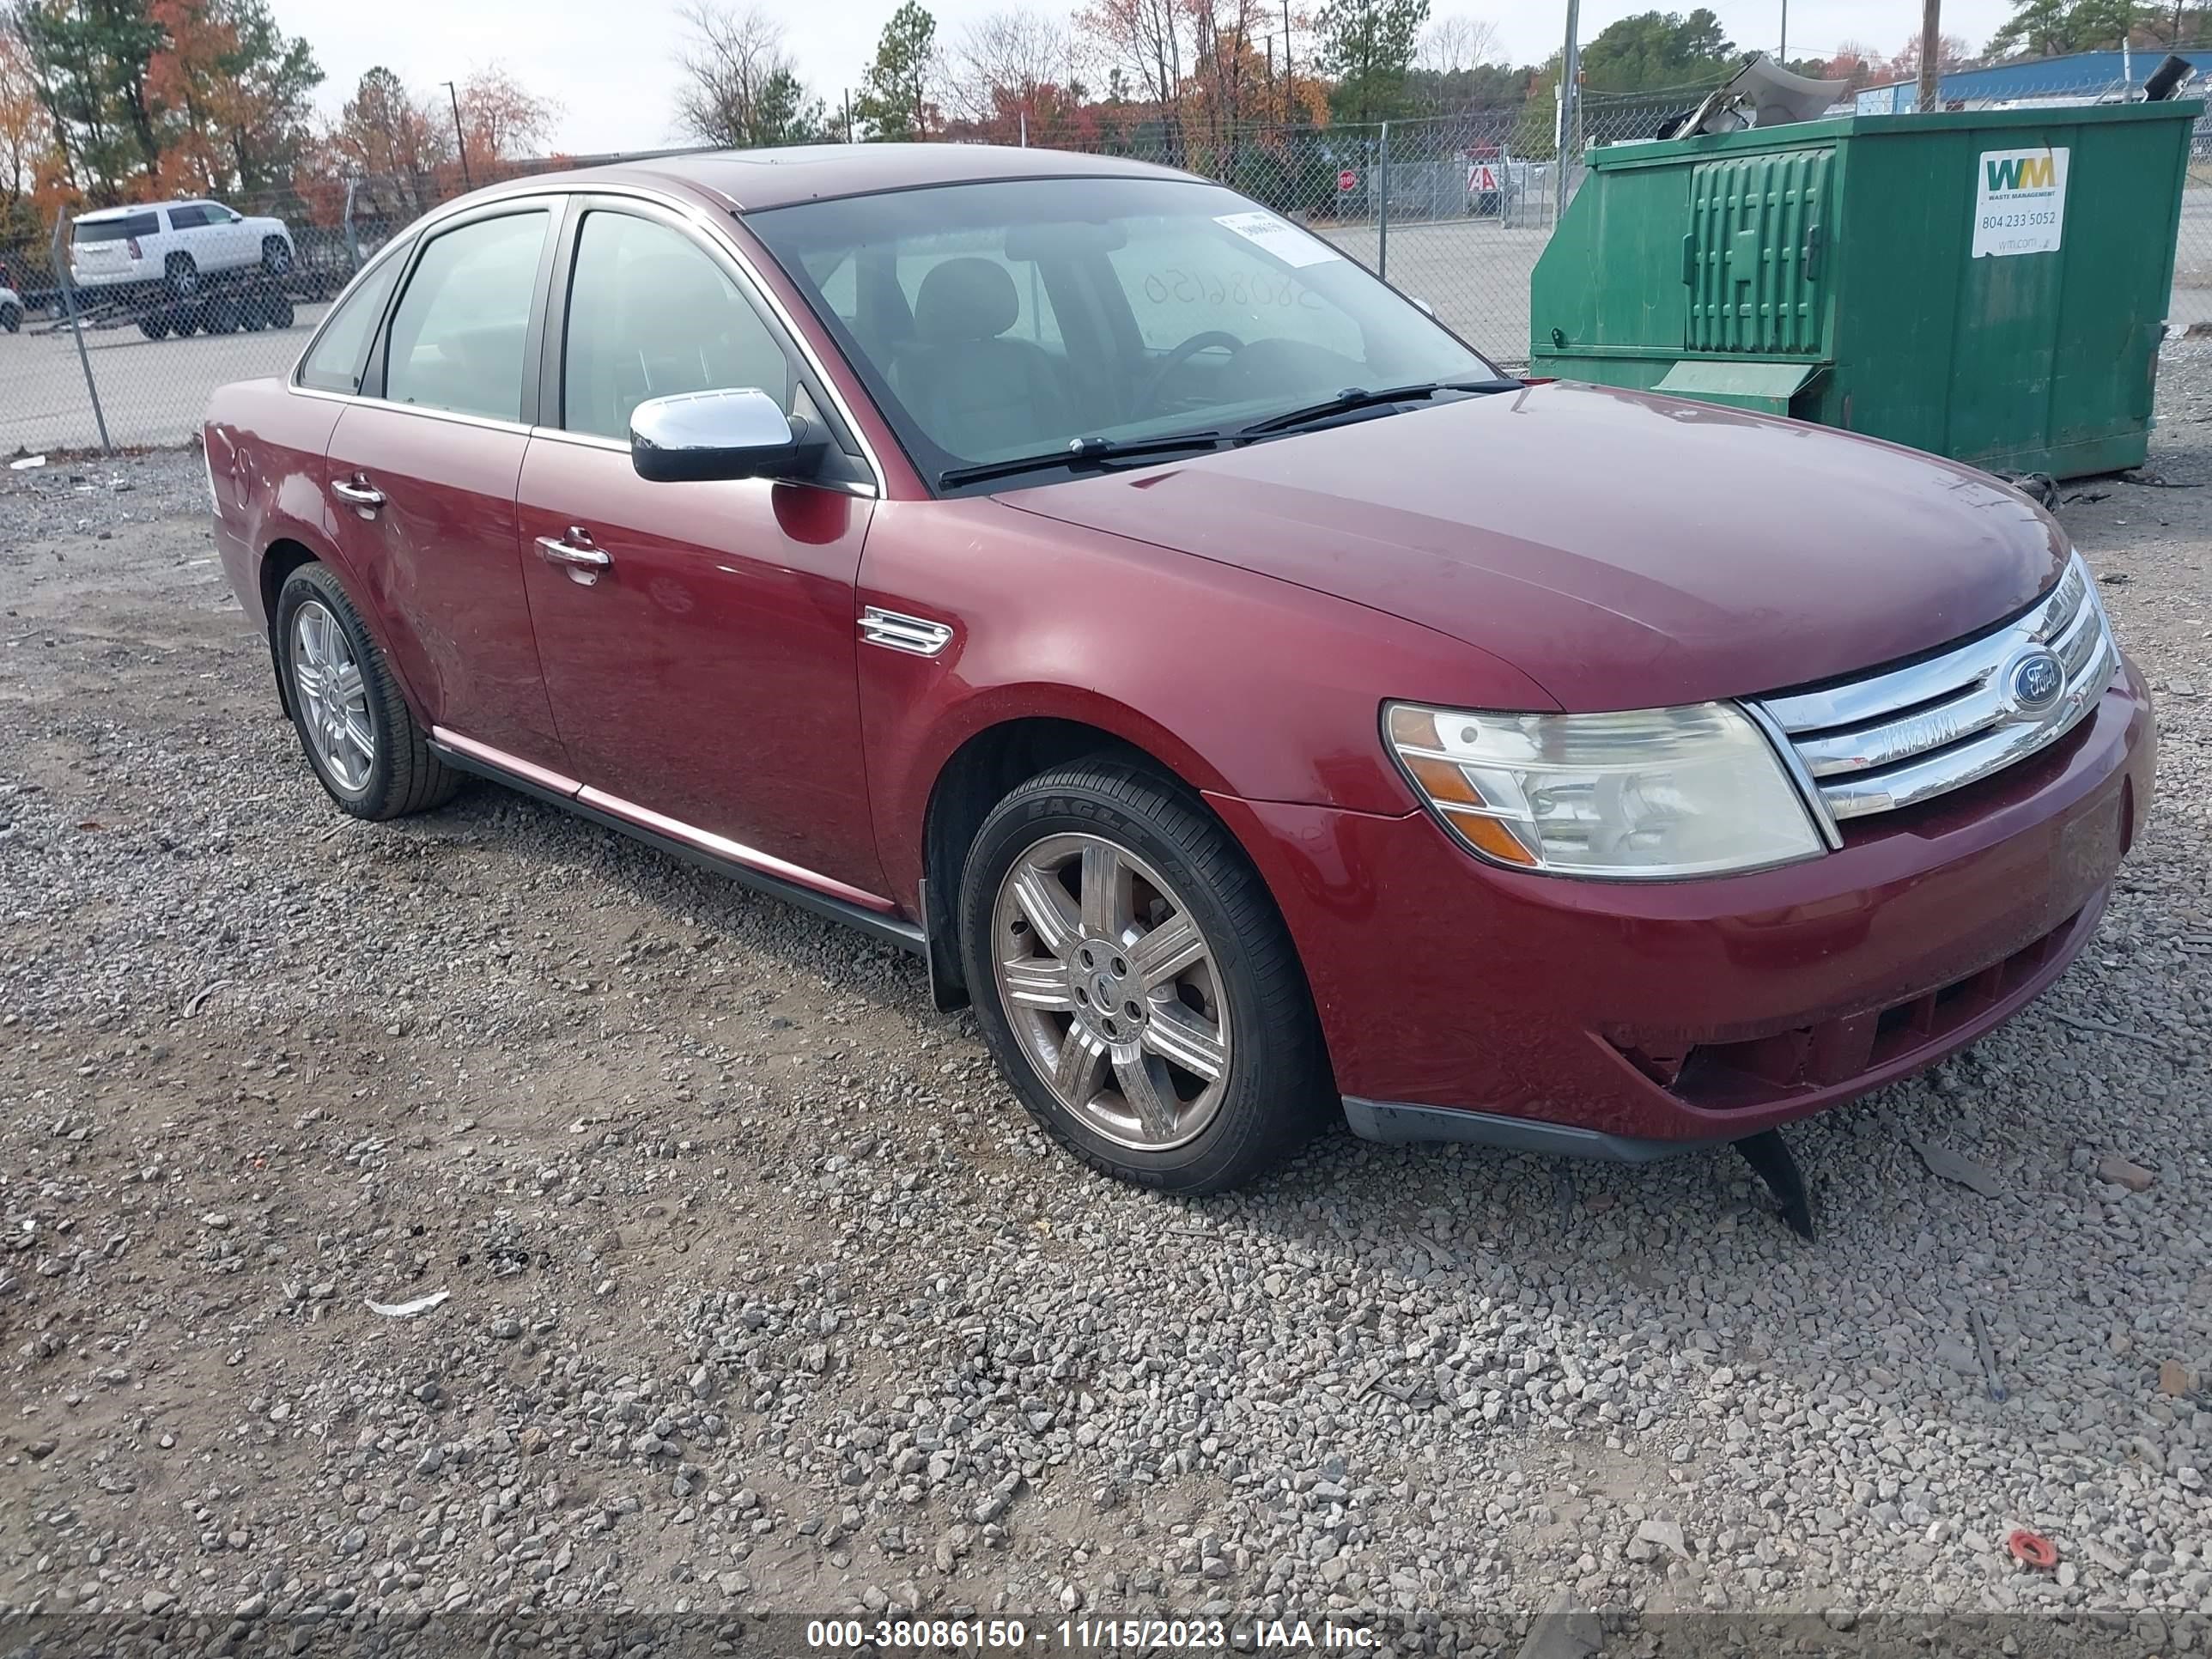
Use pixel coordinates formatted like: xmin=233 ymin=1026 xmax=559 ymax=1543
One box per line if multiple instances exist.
xmin=1779 ymin=0 xmax=1788 ymax=62
xmin=442 ymin=80 xmax=471 ymax=189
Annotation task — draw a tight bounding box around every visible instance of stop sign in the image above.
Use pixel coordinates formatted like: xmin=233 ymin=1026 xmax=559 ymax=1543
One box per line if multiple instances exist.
xmin=1338 ymin=168 xmax=1357 ymax=191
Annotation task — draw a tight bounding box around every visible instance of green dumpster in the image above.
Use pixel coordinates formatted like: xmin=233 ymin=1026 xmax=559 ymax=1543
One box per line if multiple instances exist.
xmin=1528 ymin=100 xmax=2200 ymax=478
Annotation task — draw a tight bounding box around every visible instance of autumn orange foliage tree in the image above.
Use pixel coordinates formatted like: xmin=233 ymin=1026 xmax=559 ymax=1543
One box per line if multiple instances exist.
xmin=144 ymin=0 xmax=320 ymax=197
xmin=3 ymin=0 xmax=319 ymax=209
xmin=455 ymin=64 xmax=561 ymax=179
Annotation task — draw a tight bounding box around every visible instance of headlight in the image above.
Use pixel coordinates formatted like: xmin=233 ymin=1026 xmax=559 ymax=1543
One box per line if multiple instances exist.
xmin=1385 ymin=701 xmax=1826 ymax=878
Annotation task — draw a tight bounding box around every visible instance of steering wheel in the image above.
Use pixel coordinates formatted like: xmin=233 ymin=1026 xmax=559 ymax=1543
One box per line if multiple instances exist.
xmin=1136 ymin=330 xmax=1246 ymax=415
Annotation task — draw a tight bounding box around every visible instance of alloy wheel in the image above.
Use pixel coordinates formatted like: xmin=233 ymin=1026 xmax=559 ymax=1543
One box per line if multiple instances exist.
xmin=290 ymin=599 xmax=374 ymax=792
xmin=990 ymin=832 xmax=1231 ymax=1151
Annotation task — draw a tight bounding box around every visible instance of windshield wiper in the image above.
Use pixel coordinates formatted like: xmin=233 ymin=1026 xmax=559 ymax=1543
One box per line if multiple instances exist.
xmin=1236 ymin=379 xmax=1522 ymax=441
xmin=939 ymin=430 xmax=1225 ymax=490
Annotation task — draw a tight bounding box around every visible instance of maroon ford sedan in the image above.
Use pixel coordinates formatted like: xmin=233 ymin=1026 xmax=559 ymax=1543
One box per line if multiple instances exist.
xmin=203 ymin=146 xmax=2154 ymax=1219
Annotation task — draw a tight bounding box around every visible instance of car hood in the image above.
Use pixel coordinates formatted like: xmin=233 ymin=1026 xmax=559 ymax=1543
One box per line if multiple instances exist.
xmin=1000 ymin=381 xmax=2068 ymax=711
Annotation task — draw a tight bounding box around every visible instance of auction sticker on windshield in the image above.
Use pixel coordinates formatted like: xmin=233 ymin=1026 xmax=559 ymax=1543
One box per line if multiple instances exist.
xmin=1214 ymin=210 xmax=1341 ymax=268
xmin=1972 ymin=146 xmax=2069 ymax=258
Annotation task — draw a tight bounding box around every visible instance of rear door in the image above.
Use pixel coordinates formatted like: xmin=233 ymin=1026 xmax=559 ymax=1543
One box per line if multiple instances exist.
xmin=325 ymin=198 xmax=567 ymax=775
xmin=515 ymin=196 xmax=887 ymax=896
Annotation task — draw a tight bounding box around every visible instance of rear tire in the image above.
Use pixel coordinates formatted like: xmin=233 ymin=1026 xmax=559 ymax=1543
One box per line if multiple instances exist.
xmin=0 ymin=304 xmax=18 ymax=334
xmin=261 ymin=236 xmax=292 ymax=276
xmin=138 ymin=313 xmax=170 ymax=340
xmin=958 ymin=759 xmax=1332 ymax=1194
xmin=263 ymin=294 xmax=295 ymax=329
xmin=275 ymin=563 xmax=460 ymax=821
xmin=164 ymin=252 xmax=199 ymax=299
xmin=203 ymin=296 xmax=239 ymax=335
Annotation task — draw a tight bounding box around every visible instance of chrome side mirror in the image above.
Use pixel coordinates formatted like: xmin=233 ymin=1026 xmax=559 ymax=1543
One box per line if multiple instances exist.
xmin=629 ymin=388 xmax=822 ymax=484
xmin=1408 ymin=295 xmax=1436 ymax=318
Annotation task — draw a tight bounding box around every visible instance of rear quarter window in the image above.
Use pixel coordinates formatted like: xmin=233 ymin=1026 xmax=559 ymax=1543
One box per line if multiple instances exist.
xmin=297 ymin=249 xmax=407 ymax=395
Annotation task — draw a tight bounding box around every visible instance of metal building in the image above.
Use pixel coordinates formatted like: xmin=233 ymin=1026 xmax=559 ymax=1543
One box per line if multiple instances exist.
xmin=1857 ymin=48 xmax=2212 ymax=113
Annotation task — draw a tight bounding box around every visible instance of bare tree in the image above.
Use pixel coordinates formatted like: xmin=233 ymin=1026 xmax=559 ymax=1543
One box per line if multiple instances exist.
xmin=672 ymin=3 xmax=824 ymax=148
xmin=1417 ymin=14 xmax=1502 ymax=75
xmin=1075 ymin=0 xmax=1188 ymax=118
xmin=944 ymin=9 xmax=1073 ymax=126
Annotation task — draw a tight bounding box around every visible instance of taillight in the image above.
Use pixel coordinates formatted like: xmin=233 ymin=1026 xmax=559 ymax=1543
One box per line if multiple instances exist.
xmin=127 ymin=237 xmax=142 ymax=258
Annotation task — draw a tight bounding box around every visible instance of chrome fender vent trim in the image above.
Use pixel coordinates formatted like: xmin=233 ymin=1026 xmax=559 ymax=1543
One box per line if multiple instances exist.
xmin=860 ymin=606 xmax=954 ymax=657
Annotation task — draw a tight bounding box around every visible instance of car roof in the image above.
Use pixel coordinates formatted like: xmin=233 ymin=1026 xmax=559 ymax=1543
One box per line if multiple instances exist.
xmin=542 ymin=143 xmax=1198 ymax=214
xmin=76 ymin=198 xmax=218 ymax=219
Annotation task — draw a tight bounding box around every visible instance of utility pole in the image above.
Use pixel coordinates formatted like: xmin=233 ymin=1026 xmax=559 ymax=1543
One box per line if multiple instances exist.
xmin=1779 ymin=0 xmax=1788 ymax=62
xmin=1917 ymin=0 xmax=1942 ymax=112
xmin=1560 ymin=0 xmax=1582 ymax=161
xmin=1282 ymin=0 xmax=1293 ymax=110
xmin=442 ymin=80 xmax=471 ymax=189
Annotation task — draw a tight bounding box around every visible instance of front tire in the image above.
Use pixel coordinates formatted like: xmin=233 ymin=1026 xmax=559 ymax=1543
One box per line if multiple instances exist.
xmin=0 ymin=304 xmax=18 ymax=334
xmin=275 ymin=564 xmax=459 ymax=821
xmin=958 ymin=760 xmax=1331 ymax=1194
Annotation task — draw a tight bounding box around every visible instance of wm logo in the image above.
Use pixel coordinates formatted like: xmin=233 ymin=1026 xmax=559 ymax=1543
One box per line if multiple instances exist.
xmin=1985 ymin=154 xmax=2056 ymax=191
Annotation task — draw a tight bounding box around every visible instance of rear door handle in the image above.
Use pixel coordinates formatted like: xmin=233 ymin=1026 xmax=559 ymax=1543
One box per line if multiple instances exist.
xmin=534 ymin=530 xmax=611 ymax=586
xmin=331 ymin=476 xmax=384 ymax=516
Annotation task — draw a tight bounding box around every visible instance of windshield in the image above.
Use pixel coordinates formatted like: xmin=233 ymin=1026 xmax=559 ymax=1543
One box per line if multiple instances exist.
xmin=745 ymin=175 xmax=1496 ymax=491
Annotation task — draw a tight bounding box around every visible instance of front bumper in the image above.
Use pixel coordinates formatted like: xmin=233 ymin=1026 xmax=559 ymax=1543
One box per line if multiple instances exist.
xmin=1211 ymin=659 xmax=2154 ymax=1148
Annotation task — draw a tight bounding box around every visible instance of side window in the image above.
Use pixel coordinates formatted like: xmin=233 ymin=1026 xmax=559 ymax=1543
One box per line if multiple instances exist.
xmin=895 ymin=230 xmax=1060 ymax=348
xmin=384 ymin=210 xmax=548 ymax=422
xmin=1106 ymin=217 xmax=1362 ymax=361
xmin=561 ymin=210 xmax=789 ymax=441
xmin=168 ymin=205 xmax=206 ymax=230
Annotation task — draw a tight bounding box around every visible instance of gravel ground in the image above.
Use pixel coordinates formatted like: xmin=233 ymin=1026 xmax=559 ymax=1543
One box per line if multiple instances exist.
xmin=1 ymin=360 xmax=2209 ymax=1657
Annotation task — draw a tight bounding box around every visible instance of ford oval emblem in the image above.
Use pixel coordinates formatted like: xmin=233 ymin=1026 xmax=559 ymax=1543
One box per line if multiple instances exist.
xmin=2010 ymin=648 xmax=2064 ymax=711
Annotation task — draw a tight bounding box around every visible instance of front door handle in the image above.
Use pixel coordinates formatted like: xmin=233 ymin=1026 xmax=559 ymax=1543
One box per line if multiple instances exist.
xmin=331 ymin=476 xmax=385 ymax=517
xmin=534 ymin=530 xmax=611 ymax=586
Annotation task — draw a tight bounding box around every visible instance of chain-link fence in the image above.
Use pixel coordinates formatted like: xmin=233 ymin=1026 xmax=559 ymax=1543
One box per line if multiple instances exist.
xmin=6 ymin=82 xmax=2212 ymax=456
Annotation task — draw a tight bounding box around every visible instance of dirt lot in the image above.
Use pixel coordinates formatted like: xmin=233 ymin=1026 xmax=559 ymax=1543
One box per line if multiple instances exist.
xmin=1 ymin=363 xmax=2210 ymax=1654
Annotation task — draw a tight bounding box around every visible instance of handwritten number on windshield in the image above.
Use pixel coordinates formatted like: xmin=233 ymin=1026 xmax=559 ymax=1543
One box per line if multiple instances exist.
xmin=1140 ymin=266 xmax=1322 ymax=311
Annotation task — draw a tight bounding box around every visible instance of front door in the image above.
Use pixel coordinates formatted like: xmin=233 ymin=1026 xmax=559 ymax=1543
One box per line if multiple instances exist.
xmin=516 ymin=200 xmax=886 ymax=897
xmin=327 ymin=202 xmax=566 ymax=775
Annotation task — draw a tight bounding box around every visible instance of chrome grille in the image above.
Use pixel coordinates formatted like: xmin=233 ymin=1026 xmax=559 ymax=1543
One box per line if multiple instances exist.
xmin=1753 ymin=554 xmax=2118 ymax=823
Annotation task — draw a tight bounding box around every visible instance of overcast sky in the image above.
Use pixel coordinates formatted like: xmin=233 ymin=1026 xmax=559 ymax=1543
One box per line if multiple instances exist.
xmin=293 ymin=0 xmax=2023 ymax=157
